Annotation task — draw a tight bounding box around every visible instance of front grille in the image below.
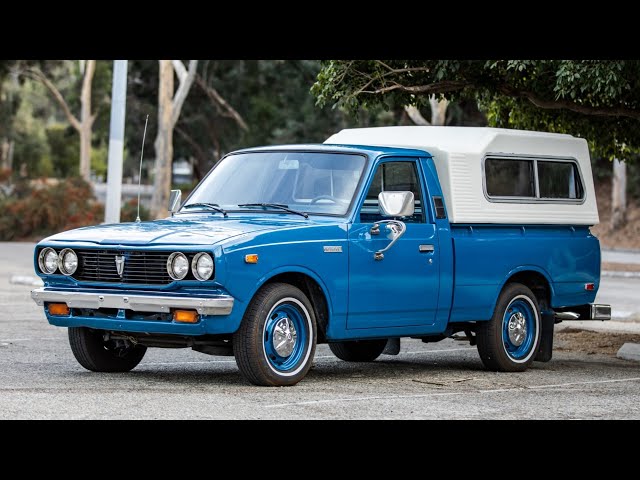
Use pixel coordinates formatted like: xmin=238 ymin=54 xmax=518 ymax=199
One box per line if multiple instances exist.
xmin=74 ymin=249 xmax=174 ymax=285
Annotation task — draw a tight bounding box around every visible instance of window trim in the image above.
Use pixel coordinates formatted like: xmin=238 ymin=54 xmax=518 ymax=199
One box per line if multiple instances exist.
xmin=482 ymin=153 xmax=586 ymax=205
xmin=358 ymin=158 xmax=427 ymax=224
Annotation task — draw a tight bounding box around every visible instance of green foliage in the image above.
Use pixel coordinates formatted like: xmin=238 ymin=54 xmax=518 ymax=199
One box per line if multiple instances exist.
xmin=45 ymin=123 xmax=79 ymax=177
xmin=593 ymin=154 xmax=640 ymax=199
xmin=173 ymin=60 xmax=410 ymax=180
xmin=312 ymin=60 xmax=640 ymax=159
xmin=91 ymin=140 xmax=108 ymax=181
xmin=0 ymin=177 xmax=103 ymax=240
xmin=1 ymin=59 xmax=484 ymax=188
xmin=10 ymin=79 xmax=53 ymax=177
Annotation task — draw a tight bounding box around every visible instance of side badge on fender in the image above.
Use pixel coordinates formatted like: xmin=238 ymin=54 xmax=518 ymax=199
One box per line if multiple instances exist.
xmin=323 ymin=246 xmax=342 ymax=253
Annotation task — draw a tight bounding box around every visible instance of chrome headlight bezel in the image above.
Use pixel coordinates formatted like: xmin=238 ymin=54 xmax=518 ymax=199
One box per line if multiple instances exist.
xmin=38 ymin=247 xmax=59 ymax=274
xmin=166 ymin=252 xmax=189 ymax=280
xmin=191 ymin=252 xmax=214 ymax=281
xmin=58 ymin=248 xmax=78 ymax=276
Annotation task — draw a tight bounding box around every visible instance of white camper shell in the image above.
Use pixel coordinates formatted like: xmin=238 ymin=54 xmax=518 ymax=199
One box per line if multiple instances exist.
xmin=325 ymin=126 xmax=599 ymax=225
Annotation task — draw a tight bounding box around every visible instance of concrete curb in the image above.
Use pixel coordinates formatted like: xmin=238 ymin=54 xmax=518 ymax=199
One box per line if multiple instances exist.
xmin=9 ymin=275 xmax=43 ymax=287
xmin=603 ymin=247 xmax=640 ymax=254
xmin=617 ymin=343 xmax=640 ymax=362
xmin=601 ymin=270 xmax=640 ymax=279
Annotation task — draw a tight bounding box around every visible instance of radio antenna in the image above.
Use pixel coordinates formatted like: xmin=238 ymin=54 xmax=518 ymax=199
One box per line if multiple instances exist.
xmin=135 ymin=114 xmax=149 ymax=223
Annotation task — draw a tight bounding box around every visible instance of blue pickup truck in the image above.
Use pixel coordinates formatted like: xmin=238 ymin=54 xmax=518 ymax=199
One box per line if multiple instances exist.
xmin=31 ymin=127 xmax=610 ymax=386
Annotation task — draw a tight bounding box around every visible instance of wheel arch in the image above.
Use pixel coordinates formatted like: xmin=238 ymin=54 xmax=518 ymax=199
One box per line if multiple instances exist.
xmin=501 ymin=266 xmax=554 ymax=309
xmin=253 ymin=268 xmax=331 ymax=344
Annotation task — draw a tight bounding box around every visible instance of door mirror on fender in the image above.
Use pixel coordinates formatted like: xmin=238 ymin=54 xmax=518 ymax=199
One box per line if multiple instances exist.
xmin=168 ymin=189 xmax=182 ymax=215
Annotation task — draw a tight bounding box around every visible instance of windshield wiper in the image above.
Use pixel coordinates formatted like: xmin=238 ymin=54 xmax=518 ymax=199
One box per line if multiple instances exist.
xmin=182 ymin=202 xmax=228 ymax=217
xmin=238 ymin=203 xmax=308 ymax=219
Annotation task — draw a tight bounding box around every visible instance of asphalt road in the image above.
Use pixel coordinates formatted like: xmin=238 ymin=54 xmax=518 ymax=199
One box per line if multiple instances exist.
xmin=602 ymin=248 xmax=640 ymax=265
xmin=1 ymin=243 xmax=639 ymax=419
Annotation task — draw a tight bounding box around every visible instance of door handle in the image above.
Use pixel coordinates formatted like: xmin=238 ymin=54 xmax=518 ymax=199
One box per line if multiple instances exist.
xmin=419 ymin=244 xmax=434 ymax=253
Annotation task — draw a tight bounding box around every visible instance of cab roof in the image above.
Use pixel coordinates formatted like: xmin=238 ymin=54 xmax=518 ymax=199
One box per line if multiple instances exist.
xmin=230 ymin=143 xmax=432 ymax=159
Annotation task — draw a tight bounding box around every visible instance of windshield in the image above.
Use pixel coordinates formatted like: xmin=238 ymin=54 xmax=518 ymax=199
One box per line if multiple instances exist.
xmin=182 ymin=151 xmax=366 ymax=216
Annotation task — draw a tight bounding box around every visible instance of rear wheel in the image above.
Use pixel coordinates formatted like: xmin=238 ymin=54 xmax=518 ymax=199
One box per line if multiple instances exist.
xmin=233 ymin=283 xmax=317 ymax=386
xmin=68 ymin=327 xmax=147 ymax=372
xmin=477 ymin=283 xmax=541 ymax=372
xmin=329 ymin=339 xmax=388 ymax=362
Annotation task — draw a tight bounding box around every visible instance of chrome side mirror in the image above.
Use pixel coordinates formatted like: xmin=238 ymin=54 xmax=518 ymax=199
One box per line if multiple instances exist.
xmin=168 ymin=189 xmax=182 ymax=215
xmin=372 ymin=220 xmax=406 ymax=261
xmin=379 ymin=191 xmax=414 ymax=217
xmin=370 ymin=191 xmax=413 ymax=260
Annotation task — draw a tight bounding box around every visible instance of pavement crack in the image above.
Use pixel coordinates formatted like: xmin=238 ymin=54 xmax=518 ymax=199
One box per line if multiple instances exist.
xmin=412 ymin=377 xmax=476 ymax=387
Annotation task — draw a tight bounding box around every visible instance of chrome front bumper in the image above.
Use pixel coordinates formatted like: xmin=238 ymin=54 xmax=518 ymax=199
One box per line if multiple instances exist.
xmin=31 ymin=288 xmax=234 ymax=316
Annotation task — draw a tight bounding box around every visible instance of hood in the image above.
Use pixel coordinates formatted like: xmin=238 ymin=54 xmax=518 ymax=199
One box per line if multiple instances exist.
xmin=42 ymin=216 xmax=310 ymax=246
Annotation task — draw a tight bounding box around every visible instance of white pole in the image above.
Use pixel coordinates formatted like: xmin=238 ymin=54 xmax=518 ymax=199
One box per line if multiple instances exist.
xmin=104 ymin=60 xmax=128 ymax=224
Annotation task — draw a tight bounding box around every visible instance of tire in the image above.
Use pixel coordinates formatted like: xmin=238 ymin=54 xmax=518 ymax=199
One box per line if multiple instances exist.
xmin=477 ymin=282 xmax=541 ymax=372
xmin=233 ymin=283 xmax=317 ymax=386
xmin=329 ymin=339 xmax=387 ymax=362
xmin=68 ymin=327 xmax=147 ymax=372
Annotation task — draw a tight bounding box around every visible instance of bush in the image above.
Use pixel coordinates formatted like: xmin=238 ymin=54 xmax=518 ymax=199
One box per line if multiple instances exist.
xmin=0 ymin=177 xmax=103 ymax=241
xmin=120 ymin=198 xmax=150 ymax=222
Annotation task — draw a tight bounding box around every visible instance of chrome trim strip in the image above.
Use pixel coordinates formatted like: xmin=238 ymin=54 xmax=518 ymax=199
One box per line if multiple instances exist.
xmin=30 ymin=288 xmax=234 ymax=316
xmin=554 ymin=311 xmax=581 ymax=320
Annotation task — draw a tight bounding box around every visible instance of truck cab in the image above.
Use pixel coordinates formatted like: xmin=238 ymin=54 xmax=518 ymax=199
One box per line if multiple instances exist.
xmin=31 ymin=127 xmax=610 ymax=386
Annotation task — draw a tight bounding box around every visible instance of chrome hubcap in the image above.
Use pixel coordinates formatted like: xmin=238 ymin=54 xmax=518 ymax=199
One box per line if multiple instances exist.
xmin=508 ymin=312 xmax=527 ymax=346
xmin=272 ymin=317 xmax=297 ymax=357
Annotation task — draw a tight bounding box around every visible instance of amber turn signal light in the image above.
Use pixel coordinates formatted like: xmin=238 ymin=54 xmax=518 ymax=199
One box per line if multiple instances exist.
xmin=244 ymin=254 xmax=259 ymax=264
xmin=173 ymin=309 xmax=199 ymax=323
xmin=48 ymin=303 xmax=70 ymax=316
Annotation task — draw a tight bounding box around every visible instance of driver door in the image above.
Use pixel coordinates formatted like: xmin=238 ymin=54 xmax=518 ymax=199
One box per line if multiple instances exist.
xmin=347 ymin=159 xmax=440 ymax=329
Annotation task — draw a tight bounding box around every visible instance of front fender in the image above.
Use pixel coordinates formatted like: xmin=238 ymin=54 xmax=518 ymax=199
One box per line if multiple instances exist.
xmin=218 ymin=223 xmax=349 ymax=332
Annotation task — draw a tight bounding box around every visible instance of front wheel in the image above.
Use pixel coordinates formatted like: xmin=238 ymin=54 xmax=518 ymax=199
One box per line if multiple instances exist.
xmin=477 ymin=283 xmax=541 ymax=372
xmin=68 ymin=327 xmax=147 ymax=372
xmin=233 ymin=283 xmax=317 ymax=386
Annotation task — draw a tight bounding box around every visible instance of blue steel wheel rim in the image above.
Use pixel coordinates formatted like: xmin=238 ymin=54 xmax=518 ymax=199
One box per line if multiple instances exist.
xmin=262 ymin=299 xmax=310 ymax=374
xmin=502 ymin=296 xmax=537 ymax=361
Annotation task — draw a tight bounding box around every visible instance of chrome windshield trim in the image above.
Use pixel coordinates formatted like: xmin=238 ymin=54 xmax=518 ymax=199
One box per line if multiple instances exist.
xmin=31 ymin=288 xmax=234 ymax=316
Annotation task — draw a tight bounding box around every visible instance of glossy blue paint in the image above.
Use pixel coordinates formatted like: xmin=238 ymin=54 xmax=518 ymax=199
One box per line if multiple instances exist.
xmin=33 ymin=143 xmax=603 ymax=344
xmin=420 ymin=157 xmax=455 ymax=330
xmin=347 ymin=156 xmax=441 ymax=330
xmin=449 ymin=224 xmax=599 ymax=322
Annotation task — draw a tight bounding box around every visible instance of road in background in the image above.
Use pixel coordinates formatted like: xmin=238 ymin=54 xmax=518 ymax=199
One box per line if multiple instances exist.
xmin=1 ymin=243 xmax=638 ymax=419
xmin=602 ymin=249 xmax=640 ymax=265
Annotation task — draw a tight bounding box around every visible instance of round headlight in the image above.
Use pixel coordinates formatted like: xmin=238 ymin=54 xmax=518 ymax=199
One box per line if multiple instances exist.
xmin=38 ymin=248 xmax=59 ymax=274
xmin=58 ymin=248 xmax=78 ymax=276
xmin=192 ymin=252 xmax=214 ymax=281
xmin=167 ymin=252 xmax=189 ymax=280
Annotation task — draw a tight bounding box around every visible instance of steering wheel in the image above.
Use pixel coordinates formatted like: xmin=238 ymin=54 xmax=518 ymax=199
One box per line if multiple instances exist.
xmin=310 ymin=195 xmax=341 ymax=204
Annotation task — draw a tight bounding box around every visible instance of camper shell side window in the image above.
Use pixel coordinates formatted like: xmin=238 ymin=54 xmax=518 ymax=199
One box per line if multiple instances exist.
xmin=483 ymin=154 xmax=585 ymax=204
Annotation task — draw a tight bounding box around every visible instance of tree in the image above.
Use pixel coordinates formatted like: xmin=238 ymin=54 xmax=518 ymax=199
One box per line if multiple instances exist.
xmin=150 ymin=60 xmax=198 ymax=218
xmin=404 ymin=95 xmax=450 ymax=126
xmin=171 ymin=60 xmax=355 ymax=183
xmin=612 ymin=159 xmax=627 ymax=228
xmin=25 ymin=61 xmax=97 ymax=181
xmin=313 ymin=60 xmax=640 ymax=225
